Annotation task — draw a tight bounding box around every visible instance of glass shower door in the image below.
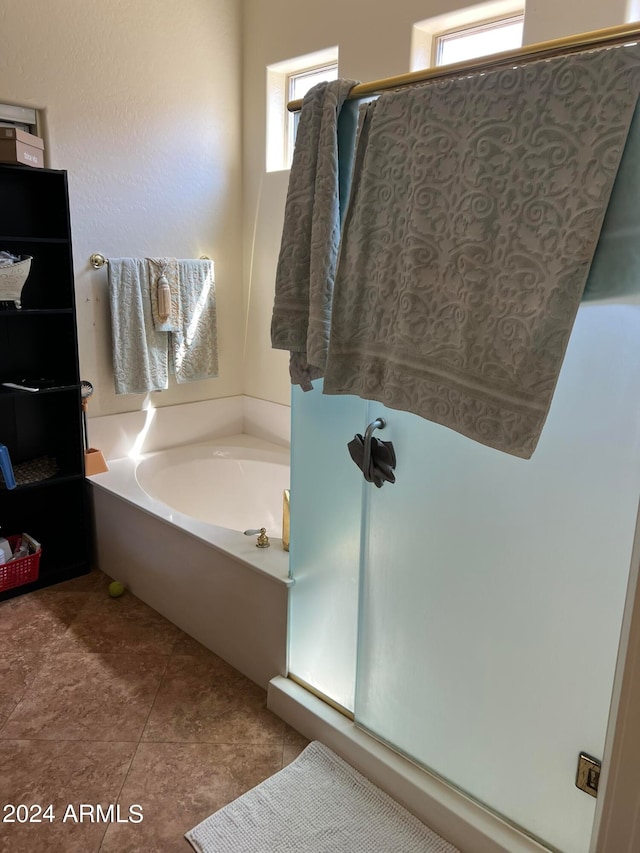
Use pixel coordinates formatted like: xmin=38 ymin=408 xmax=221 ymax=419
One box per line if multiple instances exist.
xmin=287 ymin=104 xmax=640 ymax=853
xmin=354 ymin=297 xmax=640 ymax=853
xmin=287 ymin=379 xmax=367 ymax=712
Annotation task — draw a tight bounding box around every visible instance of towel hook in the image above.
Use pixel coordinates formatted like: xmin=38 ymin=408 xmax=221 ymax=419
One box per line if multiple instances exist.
xmin=363 ymin=417 xmax=386 ymax=482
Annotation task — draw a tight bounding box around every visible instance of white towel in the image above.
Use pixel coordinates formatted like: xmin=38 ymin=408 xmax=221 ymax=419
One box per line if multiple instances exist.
xmin=107 ymin=258 xmax=169 ymax=395
xmin=107 ymin=258 xmax=217 ymax=394
xmin=173 ymin=259 xmax=218 ymax=384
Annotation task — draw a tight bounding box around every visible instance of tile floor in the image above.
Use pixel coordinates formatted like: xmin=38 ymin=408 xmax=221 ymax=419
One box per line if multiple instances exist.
xmin=0 ymin=569 xmax=308 ymax=852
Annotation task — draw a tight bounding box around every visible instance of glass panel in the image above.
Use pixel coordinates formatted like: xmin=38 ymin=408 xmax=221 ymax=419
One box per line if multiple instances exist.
xmin=288 ymin=65 xmax=339 ymax=162
xmin=288 ymin=379 xmax=367 ymax=711
xmin=290 ymin=65 xmax=338 ymax=102
xmin=437 ymin=18 xmax=523 ymax=66
xmin=355 ymin=296 xmax=640 ymax=853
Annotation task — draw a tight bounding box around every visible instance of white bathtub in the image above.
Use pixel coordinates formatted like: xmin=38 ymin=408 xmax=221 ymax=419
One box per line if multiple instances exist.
xmin=135 ymin=443 xmax=290 ymax=538
xmin=88 ymin=434 xmax=292 ymax=688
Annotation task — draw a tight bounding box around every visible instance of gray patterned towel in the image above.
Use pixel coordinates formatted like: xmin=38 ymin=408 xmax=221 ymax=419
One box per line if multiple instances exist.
xmin=323 ymin=44 xmax=640 ymax=458
xmin=271 ymin=78 xmax=358 ymax=390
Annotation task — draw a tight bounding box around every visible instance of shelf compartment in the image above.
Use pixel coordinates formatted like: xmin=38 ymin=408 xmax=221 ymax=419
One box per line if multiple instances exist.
xmin=0 ymin=470 xmax=83 ymax=492
xmin=0 ymin=167 xmax=71 ymax=239
xmin=0 ymin=388 xmax=83 ymax=475
xmin=0 ymin=383 xmax=78 ymax=397
xmin=0 ymin=240 xmax=74 ymax=308
xmin=0 ymin=311 xmax=80 ymax=382
xmin=0 ymin=479 xmax=91 ymax=600
xmin=0 ymin=236 xmax=69 ymax=244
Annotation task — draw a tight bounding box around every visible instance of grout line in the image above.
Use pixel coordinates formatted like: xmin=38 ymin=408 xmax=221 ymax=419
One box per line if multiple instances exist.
xmin=98 ymin=739 xmax=140 ymax=853
xmin=1 ymin=732 xmax=285 ymax=742
xmin=0 ymin=702 xmax=19 ymax=737
xmin=98 ymin=646 xmax=172 ymax=851
xmin=136 ymin=648 xmax=172 ymax=743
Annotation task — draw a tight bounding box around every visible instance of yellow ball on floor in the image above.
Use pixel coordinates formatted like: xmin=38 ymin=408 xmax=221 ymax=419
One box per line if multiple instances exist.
xmin=108 ymin=581 xmax=125 ymax=598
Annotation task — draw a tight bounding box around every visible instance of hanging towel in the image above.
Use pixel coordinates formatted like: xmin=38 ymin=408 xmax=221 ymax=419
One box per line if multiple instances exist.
xmin=323 ymin=44 xmax=640 ymax=458
xmin=172 ymin=259 xmax=218 ymax=384
xmin=271 ymin=78 xmax=359 ymax=390
xmin=107 ymin=258 xmax=169 ymax=395
xmin=148 ymin=257 xmax=180 ymax=331
xmin=582 ymin=97 xmax=640 ymax=303
xmin=347 ymin=433 xmax=397 ymax=488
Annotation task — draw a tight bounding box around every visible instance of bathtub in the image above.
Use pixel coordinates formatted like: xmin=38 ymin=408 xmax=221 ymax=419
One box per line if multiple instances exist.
xmin=88 ymin=434 xmax=292 ymax=688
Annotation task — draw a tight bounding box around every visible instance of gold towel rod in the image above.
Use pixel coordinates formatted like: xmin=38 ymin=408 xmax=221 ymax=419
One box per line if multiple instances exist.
xmin=287 ymin=21 xmax=640 ymax=111
xmin=90 ymin=253 xmax=211 ymax=269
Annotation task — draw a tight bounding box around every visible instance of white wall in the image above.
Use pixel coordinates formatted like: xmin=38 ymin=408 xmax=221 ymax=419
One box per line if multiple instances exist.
xmin=1 ymin=0 xmax=243 ymax=418
xmin=242 ymin=0 xmax=635 ymax=406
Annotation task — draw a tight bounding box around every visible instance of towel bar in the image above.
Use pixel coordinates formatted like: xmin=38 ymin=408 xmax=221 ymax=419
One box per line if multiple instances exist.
xmin=90 ymin=253 xmax=212 ymax=269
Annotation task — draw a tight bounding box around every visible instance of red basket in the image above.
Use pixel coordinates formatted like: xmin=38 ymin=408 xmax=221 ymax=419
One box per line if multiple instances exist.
xmin=0 ymin=534 xmax=41 ymax=592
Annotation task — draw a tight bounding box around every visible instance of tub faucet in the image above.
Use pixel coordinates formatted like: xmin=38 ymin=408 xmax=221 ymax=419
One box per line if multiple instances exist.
xmin=256 ymin=528 xmax=270 ymax=548
xmin=243 ymin=528 xmax=270 ymax=548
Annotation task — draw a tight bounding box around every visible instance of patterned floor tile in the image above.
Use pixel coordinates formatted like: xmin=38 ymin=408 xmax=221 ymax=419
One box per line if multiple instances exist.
xmin=54 ymin=591 xmax=179 ymax=656
xmin=100 ymin=742 xmax=282 ymax=853
xmin=0 ymin=739 xmax=135 ymax=853
xmin=0 ymin=653 xmax=167 ymax=742
xmin=142 ymin=652 xmax=286 ymax=744
xmin=0 ymin=651 xmax=47 ymax=731
xmin=0 ymin=590 xmax=90 ymax=654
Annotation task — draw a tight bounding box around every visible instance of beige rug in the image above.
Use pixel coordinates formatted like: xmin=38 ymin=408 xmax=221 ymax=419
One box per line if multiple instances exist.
xmin=186 ymin=741 xmax=459 ymax=852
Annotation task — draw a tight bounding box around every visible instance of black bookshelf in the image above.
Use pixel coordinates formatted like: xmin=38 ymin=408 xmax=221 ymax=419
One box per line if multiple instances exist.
xmin=0 ymin=164 xmax=91 ymax=599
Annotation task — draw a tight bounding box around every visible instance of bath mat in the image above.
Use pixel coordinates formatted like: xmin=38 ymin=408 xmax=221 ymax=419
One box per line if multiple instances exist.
xmin=185 ymin=741 xmax=459 ymax=852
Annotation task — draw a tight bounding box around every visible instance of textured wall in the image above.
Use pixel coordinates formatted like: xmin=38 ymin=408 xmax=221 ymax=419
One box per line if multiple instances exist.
xmin=1 ymin=0 xmax=243 ymax=417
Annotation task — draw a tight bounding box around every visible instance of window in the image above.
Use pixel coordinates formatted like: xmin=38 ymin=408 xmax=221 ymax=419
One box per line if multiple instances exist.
xmin=286 ymin=63 xmax=338 ymax=165
xmin=266 ymin=47 xmax=338 ymax=172
xmin=434 ymin=15 xmax=524 ymax=66
xmin=411 ymin=2 xmax=524 ymax=72
xmin=0 ymin=103 xmax=39 ymax=135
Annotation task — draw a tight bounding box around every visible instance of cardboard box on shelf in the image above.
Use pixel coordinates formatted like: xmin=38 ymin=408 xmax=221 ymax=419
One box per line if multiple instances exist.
xmin=0 ymin=128 xmax=45 ymax=168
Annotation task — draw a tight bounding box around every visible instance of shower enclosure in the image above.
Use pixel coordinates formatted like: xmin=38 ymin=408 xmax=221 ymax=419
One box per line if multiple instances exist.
xmin=288 ymin=293 xmax=640 ymax=853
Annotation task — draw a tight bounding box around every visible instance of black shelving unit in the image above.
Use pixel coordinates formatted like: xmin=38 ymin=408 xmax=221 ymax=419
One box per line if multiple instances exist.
xmin=0 ymin=163 xmax=91 ymax=599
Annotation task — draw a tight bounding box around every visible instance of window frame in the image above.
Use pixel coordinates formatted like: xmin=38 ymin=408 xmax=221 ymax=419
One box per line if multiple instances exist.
xmin=285 ymin=61 xmax=338 ymax=167
xmin=266 ymin=47 xmax=338 ymax=172
xmin=432 ymin=13 xmax=525 ymax=67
